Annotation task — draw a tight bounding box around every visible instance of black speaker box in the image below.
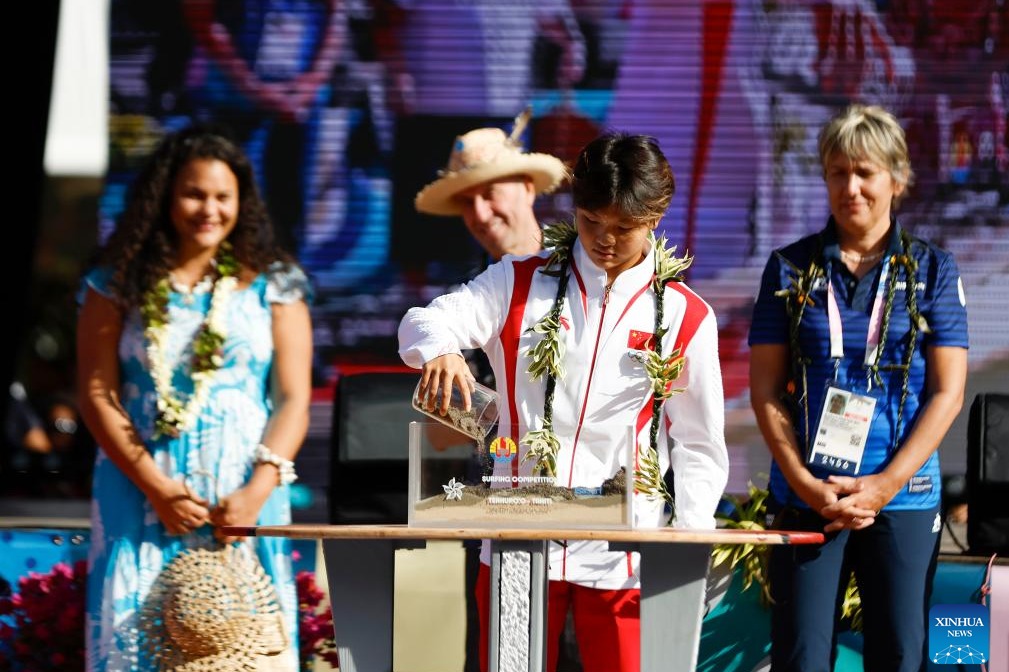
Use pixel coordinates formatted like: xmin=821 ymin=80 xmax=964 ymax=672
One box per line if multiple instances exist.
xmin=328 ymin=371 xmax=433 ymax=524
xmin=966 ymin=392 xmax=1009 ymax=556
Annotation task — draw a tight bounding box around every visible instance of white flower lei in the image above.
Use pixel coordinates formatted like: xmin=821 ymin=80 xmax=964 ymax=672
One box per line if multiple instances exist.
xmin=145 ymin=273 xmax=237 ymax=439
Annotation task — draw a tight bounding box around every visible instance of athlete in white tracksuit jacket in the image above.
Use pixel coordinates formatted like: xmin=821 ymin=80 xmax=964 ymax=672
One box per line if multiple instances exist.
xmin=400 ymin=132 xmax=728 ymax=671
xmin=399 ymin=233 xmax=729 ymax=589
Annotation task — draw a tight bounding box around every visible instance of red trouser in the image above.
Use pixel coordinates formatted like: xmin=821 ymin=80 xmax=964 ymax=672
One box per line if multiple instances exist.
xmin=476 ymin=563 xmax=641 ymax=672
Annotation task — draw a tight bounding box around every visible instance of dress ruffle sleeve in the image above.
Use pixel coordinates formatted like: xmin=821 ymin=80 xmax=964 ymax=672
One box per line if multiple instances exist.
xmin=264 ymin=262 xmax=314 ymax=305
xmin=77 ymin=266 xmax=115 ymax=306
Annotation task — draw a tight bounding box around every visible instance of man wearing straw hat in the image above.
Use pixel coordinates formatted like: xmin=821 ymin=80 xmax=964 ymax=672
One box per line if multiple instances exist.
xmin=414 ymin=112 xmax=577 ymax=672
xmin=414 ymin=110 xmax=568 ymax=263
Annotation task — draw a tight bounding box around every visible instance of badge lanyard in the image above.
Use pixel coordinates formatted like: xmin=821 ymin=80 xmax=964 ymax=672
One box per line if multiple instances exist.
xmin=825 ymin=257 xmax=891 ymax=388
xmin=808 ymin=258 xmax=890 ymax=475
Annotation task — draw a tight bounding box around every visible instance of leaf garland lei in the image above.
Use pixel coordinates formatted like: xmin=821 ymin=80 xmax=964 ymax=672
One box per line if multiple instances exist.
xmin=141 ymin=242 xmax=239 ymax=439
xmin=777 ymin=228 xmax=929 ymax=453
xmin=521 ymin=223 xmax=692 ymax=517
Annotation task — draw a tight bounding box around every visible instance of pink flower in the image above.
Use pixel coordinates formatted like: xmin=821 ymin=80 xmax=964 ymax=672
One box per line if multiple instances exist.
xmin=51 ymin=563 xmax=73 ymax=580
xmin=2 ymin=562 xmax=88 ymax=669
xmin=296 ymin=570 xmax=339 ymax=670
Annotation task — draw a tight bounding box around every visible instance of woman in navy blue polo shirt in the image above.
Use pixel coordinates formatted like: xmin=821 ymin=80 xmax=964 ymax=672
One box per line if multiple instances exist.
xmin=749 ymin=104 xmax=969 ymax=672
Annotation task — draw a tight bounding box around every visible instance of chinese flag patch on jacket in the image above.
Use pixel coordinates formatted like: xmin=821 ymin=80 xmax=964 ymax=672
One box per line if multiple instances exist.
xmin=627 ymin=330 xmax=654 ymax=350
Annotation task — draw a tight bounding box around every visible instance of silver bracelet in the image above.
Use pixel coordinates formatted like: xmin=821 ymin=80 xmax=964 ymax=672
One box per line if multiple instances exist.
xmin=253 ymin=443 xmax=298 ymax=486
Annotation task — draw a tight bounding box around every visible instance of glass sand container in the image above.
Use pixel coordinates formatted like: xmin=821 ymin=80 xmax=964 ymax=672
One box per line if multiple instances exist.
xmin=407 ymin=421 xmax=636 ymax=530
xmin=412 ymin=378 xmax=499 ymax=442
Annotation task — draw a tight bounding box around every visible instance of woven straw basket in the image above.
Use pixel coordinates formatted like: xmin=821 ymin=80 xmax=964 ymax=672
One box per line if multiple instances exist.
xmin=142 ymin=544 xmax=292 ymax=671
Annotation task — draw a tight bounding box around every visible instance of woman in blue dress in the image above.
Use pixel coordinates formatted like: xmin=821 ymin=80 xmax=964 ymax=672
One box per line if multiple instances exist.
xmin=77 ymin=127 xmax=313 ymax=670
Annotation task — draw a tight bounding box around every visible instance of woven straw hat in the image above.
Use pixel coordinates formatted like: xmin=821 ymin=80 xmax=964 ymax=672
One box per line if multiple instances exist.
xmin=142 ymin=545 xmax=291 ymax=671
xmin=414 ymin=110 xmax=568 ymax=216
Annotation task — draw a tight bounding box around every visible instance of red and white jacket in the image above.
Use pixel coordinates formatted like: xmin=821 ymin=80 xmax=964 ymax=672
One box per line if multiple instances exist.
xmin=399 ymin=239 xmax=729 ymax=589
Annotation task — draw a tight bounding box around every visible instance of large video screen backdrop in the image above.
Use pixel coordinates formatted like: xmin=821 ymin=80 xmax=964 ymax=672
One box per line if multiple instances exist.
xmin=105 ymin=0 xmax=1008 ymax=488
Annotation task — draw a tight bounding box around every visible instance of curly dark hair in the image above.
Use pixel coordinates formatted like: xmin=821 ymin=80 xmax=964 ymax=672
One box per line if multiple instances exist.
xmin=97 ymin=125 xmax=294 ymax=309
xmin=571 ymin=132 xmax=675 ymax=222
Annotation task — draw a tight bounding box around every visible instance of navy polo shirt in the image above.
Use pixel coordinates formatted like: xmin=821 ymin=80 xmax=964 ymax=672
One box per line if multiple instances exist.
xmin=749 ymin=220 xmax=969 ymax=510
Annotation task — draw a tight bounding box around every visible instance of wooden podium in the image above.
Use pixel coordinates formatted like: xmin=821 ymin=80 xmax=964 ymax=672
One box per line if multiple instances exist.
xmin=224 ymin=524 xmax=823 ymax=672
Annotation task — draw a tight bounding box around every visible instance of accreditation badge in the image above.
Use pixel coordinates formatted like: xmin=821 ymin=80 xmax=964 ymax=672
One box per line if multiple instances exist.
xmin=807 ymin=383 xmax=877 ymax=475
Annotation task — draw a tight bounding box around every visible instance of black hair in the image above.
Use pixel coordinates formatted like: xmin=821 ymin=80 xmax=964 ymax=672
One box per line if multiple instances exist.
xmin=571 ymin=132 xmax=675 ymax=222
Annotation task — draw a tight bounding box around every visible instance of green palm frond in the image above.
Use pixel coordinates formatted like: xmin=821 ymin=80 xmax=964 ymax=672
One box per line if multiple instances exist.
xmin=652 ymin=233 xmax=692 ymax=290
xmin=773 ymin=251 xmax=823 ymax=315
xmin=713 ymin=482 xmax=774 ymax=606
xmin=712 ymin=482 xmax=865 ymax=619
xmin=633 ymin=443 xmax=672 ymax=510
xmin=643 ymin=348 xmax=685 ymax=399
xmin=526 ymin=315 xmax=566 ymax=381
xmin=840 ymin=572 xmax=863 ymax=632
xmin=541 ymin=221 xmax=579 ymax=274
xmin=520 ymin=428 xmax=561 ymax=478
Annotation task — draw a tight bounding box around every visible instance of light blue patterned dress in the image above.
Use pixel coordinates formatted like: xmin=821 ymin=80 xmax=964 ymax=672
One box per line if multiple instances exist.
xmin=81 ymin=264 xmax=311 ymax=671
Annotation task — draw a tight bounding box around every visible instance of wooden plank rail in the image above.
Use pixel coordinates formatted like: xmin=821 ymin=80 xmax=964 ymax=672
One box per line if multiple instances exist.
xmin=221 ymin=523 xmax=824 ymax=546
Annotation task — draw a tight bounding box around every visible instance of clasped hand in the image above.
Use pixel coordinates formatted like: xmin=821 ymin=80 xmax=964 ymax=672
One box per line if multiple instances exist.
xmin=799 ymin=473 xmax=894 ymax=532
xmin=209 ymin=487 xmax=269 ymax=544
xmin=150 ymin=479 xmax=211 ymax=537
xmin=152 ymin=479 xmax=266 ymax=543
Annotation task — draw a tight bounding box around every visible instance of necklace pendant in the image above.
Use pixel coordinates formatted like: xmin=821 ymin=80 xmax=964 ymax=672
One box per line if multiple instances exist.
xmin=840 ymin=249 xmax=884 ymax=264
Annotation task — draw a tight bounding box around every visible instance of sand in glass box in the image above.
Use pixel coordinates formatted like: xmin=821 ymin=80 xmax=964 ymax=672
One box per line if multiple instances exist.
xmin=406 ymin=420 xmax=636 ymax=530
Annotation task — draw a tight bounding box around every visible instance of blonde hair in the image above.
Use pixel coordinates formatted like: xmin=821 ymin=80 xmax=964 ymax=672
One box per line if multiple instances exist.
xmin=818 ymin=104 xmax=914 ymax=202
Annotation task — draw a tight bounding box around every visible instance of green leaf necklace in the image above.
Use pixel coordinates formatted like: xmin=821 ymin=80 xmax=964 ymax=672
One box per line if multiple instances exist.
xmin=778 ymin=228 xmax=928 ymax=453
xmin=521 ymin=223 xmax=692 ymax=513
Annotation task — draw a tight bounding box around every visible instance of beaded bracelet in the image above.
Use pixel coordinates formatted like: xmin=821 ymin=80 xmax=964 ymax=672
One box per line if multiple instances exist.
xmin=253 ymin=443 xmax=298 ymax=486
